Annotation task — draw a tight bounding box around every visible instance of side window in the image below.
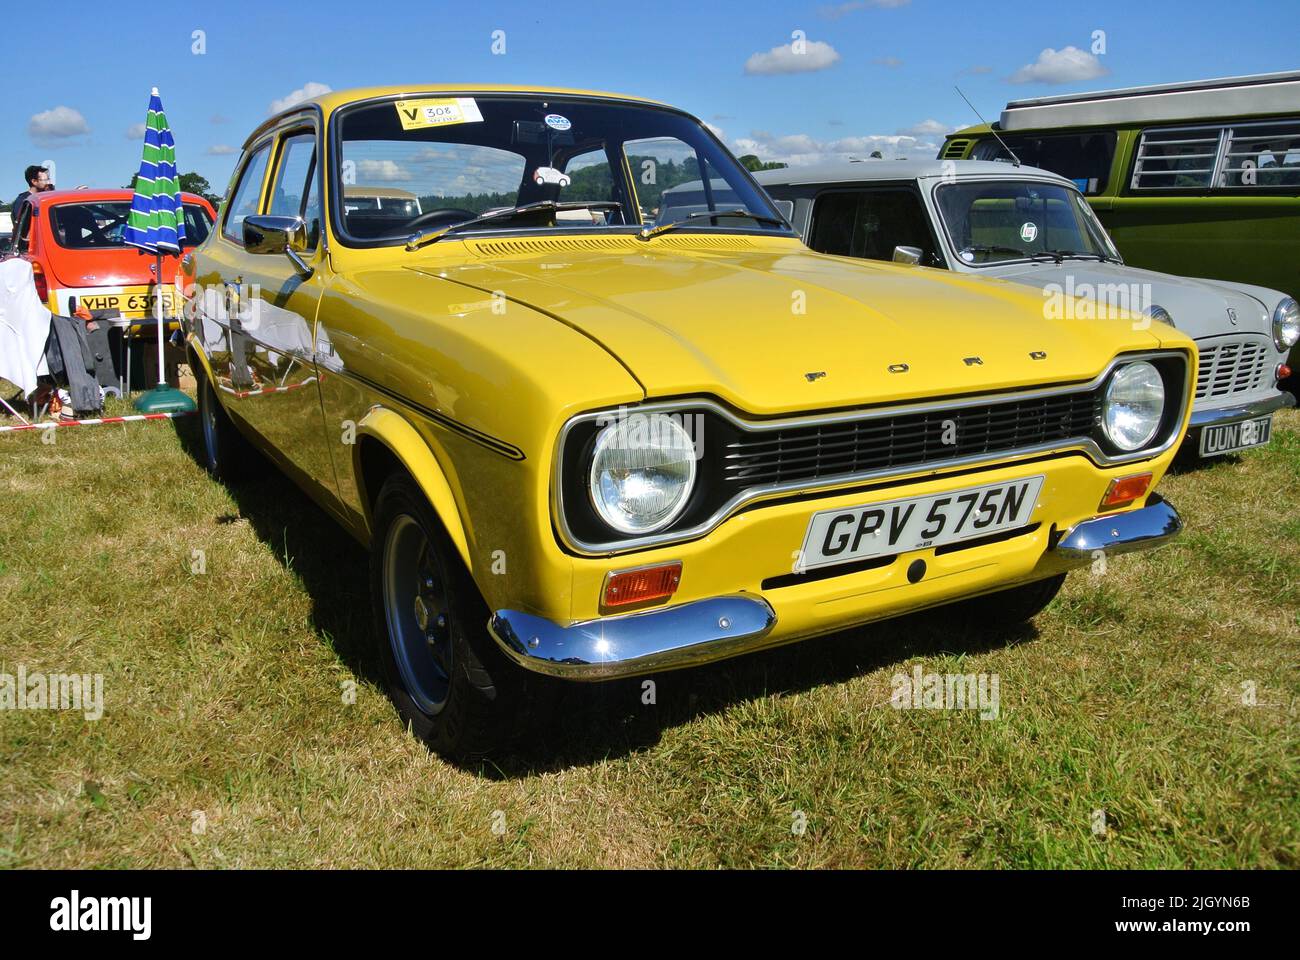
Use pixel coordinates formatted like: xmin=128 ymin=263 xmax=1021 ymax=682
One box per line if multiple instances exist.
xmin=1130 ymin=126 xmax=1222 ymax=190
xmin=809 ymin=190 xmax=937 ymax=265
xmin=222 ymin=143 xmax=272 ymax=242
xmin=1220 ymin=121 xmax=1300 ymax=188
xmin=973 ymin=133 xmax=1116 ymax=194
xmin=268 ymin=131 xmax=322 ymax=249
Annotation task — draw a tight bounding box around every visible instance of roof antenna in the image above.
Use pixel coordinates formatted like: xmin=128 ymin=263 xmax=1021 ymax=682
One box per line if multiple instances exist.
xmin=955 ymin=86 xmax=1020 ymax=166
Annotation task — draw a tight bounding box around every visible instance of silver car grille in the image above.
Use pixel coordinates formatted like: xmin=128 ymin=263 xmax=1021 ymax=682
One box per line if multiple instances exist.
xmin=1195 ymin=336 xmax=1271 ymax=400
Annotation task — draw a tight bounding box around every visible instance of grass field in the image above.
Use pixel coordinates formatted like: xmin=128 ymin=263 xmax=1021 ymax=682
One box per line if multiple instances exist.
xmin=1 ymin=393 xmax=1296 ymax=868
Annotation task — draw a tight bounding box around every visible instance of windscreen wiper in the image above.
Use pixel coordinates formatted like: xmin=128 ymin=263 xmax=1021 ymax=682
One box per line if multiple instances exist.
xmin=1042 ymin=249 xmax=1111 ymax=264
xmin=406 ymin=200 xmax=623 ymax=250
xmin=961 ymin=244 xmax=1060 ymax=263
xmin=640 ymin=208 xmax=788 ymax=241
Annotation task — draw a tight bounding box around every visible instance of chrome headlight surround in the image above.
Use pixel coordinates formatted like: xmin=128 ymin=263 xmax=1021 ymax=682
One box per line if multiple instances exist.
xmin=587 ymin=412 xmax=698 ymax=535
xmin=1143 ymin=304 xmax=1173 ymax=328
xmin=1273 ymin=297 xmax=1299 ymax=351
xmin=1101 ymin=360 xmax=1166 ymax=452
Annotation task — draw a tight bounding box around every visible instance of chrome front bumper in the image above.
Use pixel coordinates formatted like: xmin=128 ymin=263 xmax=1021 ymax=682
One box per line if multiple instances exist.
xmin=489 ymin=496 xmax=1183 ymax=680
xmin=1188 ymin=390 xmax=1295 ymax=431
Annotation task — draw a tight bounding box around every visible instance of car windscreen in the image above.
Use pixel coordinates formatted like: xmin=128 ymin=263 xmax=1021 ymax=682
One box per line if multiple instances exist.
xmin=334 ymin=95 xmax=788 ymax=244
xmin=935 ymin=181 xmax=1119 ymax=265
xmin=50 ymin=201 xmax=213 ymax=250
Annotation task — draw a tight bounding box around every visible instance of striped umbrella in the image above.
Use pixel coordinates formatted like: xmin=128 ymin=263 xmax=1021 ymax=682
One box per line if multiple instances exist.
xmin=124 ymin=87 xmax=194 ymax=412
xmin=124 ymin=87 xmax=186 ymax=252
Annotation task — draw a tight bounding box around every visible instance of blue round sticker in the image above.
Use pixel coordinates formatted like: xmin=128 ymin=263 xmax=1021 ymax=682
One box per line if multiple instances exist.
xmin=544 ymin=114 xmax=571 ymax=131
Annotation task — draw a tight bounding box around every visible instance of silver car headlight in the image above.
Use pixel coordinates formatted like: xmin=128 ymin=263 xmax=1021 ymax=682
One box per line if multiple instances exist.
xmin=1273 ymin=297 xmax=1299 ymax=350
xmin=1102 ymin=361 xmax=1165 ymax=451
xmin=1143 ymin=304 xmax=1173 ymax=327
xmin=589 ymin=413 xmax=697 ymax=534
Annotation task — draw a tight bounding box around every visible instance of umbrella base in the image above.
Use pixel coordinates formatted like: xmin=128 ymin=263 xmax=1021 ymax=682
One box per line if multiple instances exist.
xmin=134 ymin=384 xmax=196 ymax=413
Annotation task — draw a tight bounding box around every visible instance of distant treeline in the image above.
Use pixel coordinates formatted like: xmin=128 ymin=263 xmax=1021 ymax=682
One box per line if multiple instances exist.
xmin=416 ymin=154 xmax=784 ymax=215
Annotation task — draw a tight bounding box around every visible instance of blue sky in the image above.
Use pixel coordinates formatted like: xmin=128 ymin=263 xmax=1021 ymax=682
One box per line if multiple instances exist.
xmin=6 ymin=0 xmax=1297 ymax=197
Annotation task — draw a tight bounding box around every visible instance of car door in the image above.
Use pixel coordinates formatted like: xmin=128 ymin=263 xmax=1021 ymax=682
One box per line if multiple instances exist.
xmin=192 ymin=118 xmax=338 ymax=499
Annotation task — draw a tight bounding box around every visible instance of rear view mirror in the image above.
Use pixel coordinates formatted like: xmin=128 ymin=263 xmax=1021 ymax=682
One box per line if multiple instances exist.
xmin=893 ymin=245 xmax=923 ymax=265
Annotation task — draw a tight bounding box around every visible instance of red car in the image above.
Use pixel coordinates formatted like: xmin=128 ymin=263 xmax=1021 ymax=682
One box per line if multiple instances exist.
xmin=7 ymin=188 xmax=216 ymax=319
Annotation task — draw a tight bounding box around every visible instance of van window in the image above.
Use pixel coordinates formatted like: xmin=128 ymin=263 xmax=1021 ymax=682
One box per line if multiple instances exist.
xmin=971 ymin=132 xmax=1116 ymax=194
xmin=1131 ymin=126 xmax=1222 ymax=189
xmin=1221 ymin=120 xmax=1300 ymax=188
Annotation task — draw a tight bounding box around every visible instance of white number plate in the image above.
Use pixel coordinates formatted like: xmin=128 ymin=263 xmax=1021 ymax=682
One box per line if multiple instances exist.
xmin=1199 ymin=416 xmax=1272 ymax=457
xmin=799 ymin=476 xmax=1045 ymax=571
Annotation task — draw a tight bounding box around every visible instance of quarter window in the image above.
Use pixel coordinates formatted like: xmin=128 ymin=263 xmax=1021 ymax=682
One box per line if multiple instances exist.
xmin=269 ymin=131 xmax=322 ymax=249
xmin=222 ymin=142 xmax=271 ymax=242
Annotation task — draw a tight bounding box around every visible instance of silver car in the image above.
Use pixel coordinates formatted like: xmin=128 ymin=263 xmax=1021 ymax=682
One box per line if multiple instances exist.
xmin=756 ymin=160 xmax=1298 ymax=460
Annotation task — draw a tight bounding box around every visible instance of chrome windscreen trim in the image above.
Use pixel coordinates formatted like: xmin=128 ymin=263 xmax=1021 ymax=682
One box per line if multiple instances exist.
xmin=553 ymin=350 xmax=1192 ymax=556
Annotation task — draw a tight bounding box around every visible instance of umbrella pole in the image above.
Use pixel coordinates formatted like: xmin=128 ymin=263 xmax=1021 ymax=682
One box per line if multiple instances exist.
xmin=133 ymin=249 xmax=193 ymax=413
xmin=155 ymin=252 xmax=166 ymax=387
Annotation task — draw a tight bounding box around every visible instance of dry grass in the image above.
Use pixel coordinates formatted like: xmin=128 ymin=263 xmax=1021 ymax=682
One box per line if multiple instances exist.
xmin=1 ymin=392 xmax=1296 ymax=868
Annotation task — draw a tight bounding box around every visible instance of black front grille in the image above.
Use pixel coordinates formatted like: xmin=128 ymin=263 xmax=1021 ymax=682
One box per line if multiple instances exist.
xmin=723 ymin=390 xmax=1101 ymax=487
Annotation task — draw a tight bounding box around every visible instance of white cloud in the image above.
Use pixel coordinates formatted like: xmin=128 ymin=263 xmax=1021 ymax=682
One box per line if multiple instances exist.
xmin=821 ymin=0 xmax=910 ymax=17
xmin=898 ymin=119 xmax=954 ymax=137
xmin=730 ymin=129 xmax=939 ymax=167
xmin=873 ymin=56 xmax=903 ymax=68
xmin=206 ymin=145 xmax=236 ymax=156
xmin=744 ymin=39 xmax=840 ymax=75
xmin=1009 ymin=46 xmax=1108 ymax=85
xmin=28 ymin=106 xmax=90 ymax=142
xmin=269 ymin=82 xmax=331 ymax=115
xmin=126 ymin=122 xmax=146 ymax=140
xmin=355 ymin=159 xmax=412 ymax=182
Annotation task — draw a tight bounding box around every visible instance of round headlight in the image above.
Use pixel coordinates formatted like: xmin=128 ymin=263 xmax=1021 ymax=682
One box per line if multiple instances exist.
xmin=1143 ymin=304 xmax=1173 ymax=327
xmin=1273 ymin=297 xmax=1299 ymax=350
xmin=1102 ymin=361 xmax=1165 ymax=452
xmin=589 ymin=413 xmax=697 ymax=534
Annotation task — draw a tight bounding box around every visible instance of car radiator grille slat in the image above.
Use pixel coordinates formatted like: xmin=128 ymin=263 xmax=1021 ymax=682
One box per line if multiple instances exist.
xmin=723 ymin=391 xmax=1100 ymax=486
xmin=1196 ymin=336 xmax=1270 ymax=400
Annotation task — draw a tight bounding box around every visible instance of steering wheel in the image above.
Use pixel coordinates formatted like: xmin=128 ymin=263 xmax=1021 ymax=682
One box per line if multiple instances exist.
xmin=403 ymin=208 xmax=477 ymax=233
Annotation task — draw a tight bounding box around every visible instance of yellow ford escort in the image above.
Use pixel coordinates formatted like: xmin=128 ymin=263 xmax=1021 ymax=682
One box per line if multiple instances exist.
xmin=183 ymin=85 xmax=1195 ymax=757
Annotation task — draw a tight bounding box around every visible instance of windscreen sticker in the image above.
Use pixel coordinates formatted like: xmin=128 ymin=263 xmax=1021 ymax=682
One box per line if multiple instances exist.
xmin=544 ymin=113 xmax=572 ymax=131
xmin=1019 ymin=221 xmax=1038 ymax=243
xmin=394 ymin=97 xmax=484 ymax=130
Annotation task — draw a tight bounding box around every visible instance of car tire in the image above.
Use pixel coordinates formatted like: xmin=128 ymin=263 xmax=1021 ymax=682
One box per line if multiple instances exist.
xmin=948 ymin=573 xmax=1066 ymax=631
xmin=369 ymin=472 xmax=552 ymax=759
xmin=196 ymin=367 xmax=255 ymax=482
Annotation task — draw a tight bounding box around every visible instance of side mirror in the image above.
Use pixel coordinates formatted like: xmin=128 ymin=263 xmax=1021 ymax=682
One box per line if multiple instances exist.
xmin=892 ymin=245 xmax=923 ymax=265
xmin=243 ymin=215 xmax=313 ymax=277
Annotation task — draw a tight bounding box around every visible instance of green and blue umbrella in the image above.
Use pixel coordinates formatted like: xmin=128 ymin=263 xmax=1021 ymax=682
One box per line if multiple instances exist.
xmin=125 ymin=86 xmax=194 ymax=413
xmin=124 ymin=87 xmax=186 ymax=252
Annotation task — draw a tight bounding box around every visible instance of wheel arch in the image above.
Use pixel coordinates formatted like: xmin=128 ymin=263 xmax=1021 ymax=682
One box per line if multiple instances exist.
xmin=353 ymin=407 xmax=473 ymax=574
